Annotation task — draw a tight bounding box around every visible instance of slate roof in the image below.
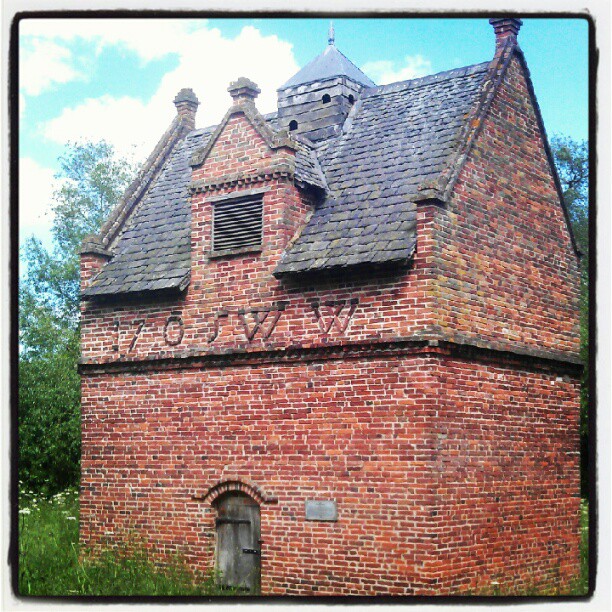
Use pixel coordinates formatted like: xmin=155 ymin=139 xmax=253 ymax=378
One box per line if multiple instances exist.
xmin=279 ymin=43 xmax=376 ymax=90
xmin=82 ymin=128 xmax=206 ymax=298
xmin=274 ymin=62 xmax=490 ymax=275
xmin=82 ymin=115 xmax=326 ymax=298
xmin=84 ymin=60 xmax=493 ymax=298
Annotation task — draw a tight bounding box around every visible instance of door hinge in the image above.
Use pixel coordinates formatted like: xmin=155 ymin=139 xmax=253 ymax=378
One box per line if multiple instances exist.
xmin=242 ymin=548 xmax=261 ymax=555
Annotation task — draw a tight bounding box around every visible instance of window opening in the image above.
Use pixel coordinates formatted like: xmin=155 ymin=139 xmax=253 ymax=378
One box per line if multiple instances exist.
xmin=212 ymin=195 xmax=263 ymax=254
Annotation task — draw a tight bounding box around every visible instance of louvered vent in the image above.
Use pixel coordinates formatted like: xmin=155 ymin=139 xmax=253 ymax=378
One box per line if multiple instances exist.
xmin=212 ymin=196 xmax=263 ymax=254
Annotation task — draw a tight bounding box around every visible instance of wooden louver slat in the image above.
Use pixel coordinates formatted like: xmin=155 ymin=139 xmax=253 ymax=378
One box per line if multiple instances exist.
xmin=212 ymin=197 xmax=263 ymax=252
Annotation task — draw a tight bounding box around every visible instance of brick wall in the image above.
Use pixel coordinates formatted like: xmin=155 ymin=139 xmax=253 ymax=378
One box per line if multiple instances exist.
xmin=80 ymin=353 xmax=580 ymax=595
xmin=79 ymin=58 xmax=581 ymax=595
xmin=432 ymin=56 xmax=581 ymax=355
xmin=425 ymin=357 xmax=581 ymax=594
xmin=80 ymin=356 xmax=439 ymax=595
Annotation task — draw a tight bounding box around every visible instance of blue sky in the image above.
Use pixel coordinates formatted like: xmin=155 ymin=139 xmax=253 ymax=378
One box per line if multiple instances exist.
xmin=18 ymin=16 xmax=589 ymax=250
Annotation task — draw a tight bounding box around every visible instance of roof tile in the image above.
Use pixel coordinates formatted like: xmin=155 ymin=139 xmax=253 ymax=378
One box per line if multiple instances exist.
xmin=84 ymin=61 xmax=490 ymax=296
xmin=274 ymin=62 xmax=489 ymax=276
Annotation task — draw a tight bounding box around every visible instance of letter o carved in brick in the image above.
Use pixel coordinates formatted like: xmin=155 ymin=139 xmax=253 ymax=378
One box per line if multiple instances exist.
xmin=164 ymin=315 xmax=184 ymax=346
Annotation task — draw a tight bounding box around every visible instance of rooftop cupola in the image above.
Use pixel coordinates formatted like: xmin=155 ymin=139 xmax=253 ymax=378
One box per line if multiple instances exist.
xmin=277 ymin=23 xmax=375 ymax=142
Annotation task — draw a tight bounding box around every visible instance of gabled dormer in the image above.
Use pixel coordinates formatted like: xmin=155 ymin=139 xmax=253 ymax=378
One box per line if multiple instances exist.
xmin=184 ymin=78 xmax=323 ymax=304
xmin=276 ymin=25 xmax=375 ymax=142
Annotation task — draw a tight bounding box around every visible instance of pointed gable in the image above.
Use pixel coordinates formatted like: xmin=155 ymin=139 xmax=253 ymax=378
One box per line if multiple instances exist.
xmin=425 ymin=38 xmax=582 ymax=356
xmin=191 ymin=78 xmax=294 ymax=171
xmin=279 ymin=43 xmax=375 ymax=90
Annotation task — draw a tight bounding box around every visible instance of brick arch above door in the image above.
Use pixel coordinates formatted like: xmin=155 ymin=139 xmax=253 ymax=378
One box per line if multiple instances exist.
xmin=192 ymin=478 xmax=278 ymax=505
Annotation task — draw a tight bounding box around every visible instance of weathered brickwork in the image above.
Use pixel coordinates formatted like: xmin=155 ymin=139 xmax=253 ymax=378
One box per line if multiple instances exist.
xmin=80 ymin=354 xmax=579 ymax=595
xmin=424 ymin=357 xmax=580 ymax=594
xmin=80 ymin=252 xmax=109 ymax=293
xmin=79 ymin=24 xmax=581 ymax=596
xmin=79 ymin=114 xmax=439 ymax=363
xmin=82 ymin=357 xmax=440 ymax=595
xmin=433 ymin=57 xmax=581 ymax=355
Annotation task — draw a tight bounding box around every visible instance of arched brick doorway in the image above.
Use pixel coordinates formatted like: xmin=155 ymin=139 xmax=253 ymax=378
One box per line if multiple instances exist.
xmin=213 ymin=491 xmax=261 ymax=593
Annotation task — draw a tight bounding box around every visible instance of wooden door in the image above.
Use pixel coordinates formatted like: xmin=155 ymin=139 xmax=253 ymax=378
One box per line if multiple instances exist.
xmin=214 ymin=492 xmax=261 ymax=593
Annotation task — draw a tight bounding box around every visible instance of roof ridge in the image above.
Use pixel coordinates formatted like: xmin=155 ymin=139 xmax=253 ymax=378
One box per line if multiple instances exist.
xmin=279 ymin=44 xmax=375 ymax=90
xmin=361 ymin=61 xmax=490 ymax=99
xmin=190 ymin=101 xmax=294 ymax=168
xmin=331 ymin=45 xmax=378 ymax=86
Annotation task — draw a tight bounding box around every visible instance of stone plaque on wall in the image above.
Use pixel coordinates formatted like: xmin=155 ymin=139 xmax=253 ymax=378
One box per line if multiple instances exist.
xmin=305 ymin=500 xmax=338 ymax=521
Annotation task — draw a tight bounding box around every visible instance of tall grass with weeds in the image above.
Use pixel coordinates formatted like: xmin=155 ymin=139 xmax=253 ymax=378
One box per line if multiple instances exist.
xmin=575 ymin=498 xmax=589 ymax=595
xmin=18 ymin=484 xmax=237 ymax=596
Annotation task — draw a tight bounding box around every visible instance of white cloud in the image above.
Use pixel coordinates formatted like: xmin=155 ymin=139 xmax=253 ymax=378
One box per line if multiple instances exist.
xmin=40 ymin=23 xmax=299 ymax=163
xmin=20 ymin=38 xmax=83 ymax=96
xmin=19 ymin=157 xmax=58 ymax=231
xmin=362 ymin=54 xmax=432 ymax=85
xmin=19 ymin=19 xmax=202 ymax=99
xmin=21 ymin=18 xmax=197 ymax=62
xmin=43 ymin=95 xmax=154 ymax=164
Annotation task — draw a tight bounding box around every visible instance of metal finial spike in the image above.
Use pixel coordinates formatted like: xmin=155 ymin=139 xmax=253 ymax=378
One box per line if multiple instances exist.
xmin=328 ymin=21 xmax=335 ymax=45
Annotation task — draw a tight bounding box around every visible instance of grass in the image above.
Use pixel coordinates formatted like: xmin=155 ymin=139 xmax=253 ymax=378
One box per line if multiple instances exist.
xmin=18 ymin=485 xmax=235 ymax=596
xmin=18 ymin=486 xmax=590 ymax=597
xmin=576 ymin=497 xmax=589 ymax=595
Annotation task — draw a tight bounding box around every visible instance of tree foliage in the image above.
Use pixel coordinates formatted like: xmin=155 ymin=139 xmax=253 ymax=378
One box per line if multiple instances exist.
xmin=551 ymin=135 xmax=589 ymax=258
xmin=22 ymin=141 xmax=134 ymax=326
xmin=551 ymin=134 xmax=589 ymax=496
xmin=19 ymin=141 xmax=135 ymax=494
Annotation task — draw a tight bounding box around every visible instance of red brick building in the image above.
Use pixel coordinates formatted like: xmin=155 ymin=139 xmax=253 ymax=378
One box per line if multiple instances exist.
xmin=79 ymin=19 xmax=582 ymax=595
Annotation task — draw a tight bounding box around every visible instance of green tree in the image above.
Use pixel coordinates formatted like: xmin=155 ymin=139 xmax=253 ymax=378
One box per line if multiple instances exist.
xmin=19 ymin=141 xmax=135 ymax=494
xmin=552 ymin=135 xmax=589 ymax=257
xmin=551 ymin=135 xmax=589 ymax=497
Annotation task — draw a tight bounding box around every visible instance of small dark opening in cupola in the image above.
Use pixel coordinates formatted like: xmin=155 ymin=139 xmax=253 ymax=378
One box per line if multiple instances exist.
xmin=348 ymin=94 xmax=355 ymax=105
xmin=289 ymin=120 xmax=298 ymax=131
xmin=322 ymin=93 xmax=331 ymax=104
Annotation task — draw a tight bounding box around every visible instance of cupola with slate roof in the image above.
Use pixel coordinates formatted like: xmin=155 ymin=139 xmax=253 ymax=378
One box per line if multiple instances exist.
xmin=276 ymin=23 xmax=376 ymax=142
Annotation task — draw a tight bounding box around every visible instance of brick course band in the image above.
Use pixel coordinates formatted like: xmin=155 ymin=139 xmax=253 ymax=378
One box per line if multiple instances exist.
xmin=188 ymin=163 xmax=294 ymax=194
xmin=78 ymin=336 xmax=582 ymax=376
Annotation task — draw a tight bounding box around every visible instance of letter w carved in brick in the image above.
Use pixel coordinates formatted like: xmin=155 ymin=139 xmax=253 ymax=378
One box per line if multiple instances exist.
xmin=238 ymin=302 xmax=288 ymax=341
xmin=311 ymin=298 xmax=359 ymax=334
